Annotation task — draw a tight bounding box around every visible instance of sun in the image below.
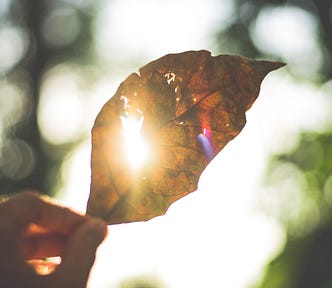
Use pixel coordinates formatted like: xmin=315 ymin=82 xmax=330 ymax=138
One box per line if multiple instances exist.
xmin=120 ymin=113 xmax=148 ymax=170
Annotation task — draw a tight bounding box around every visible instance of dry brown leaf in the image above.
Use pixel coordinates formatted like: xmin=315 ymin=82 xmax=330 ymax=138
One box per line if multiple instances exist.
xmin=86 ymin=50 xmax=284 ymax=224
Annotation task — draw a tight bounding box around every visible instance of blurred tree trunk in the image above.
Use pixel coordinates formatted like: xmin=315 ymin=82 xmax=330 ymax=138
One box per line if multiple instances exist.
xmin=0 ymin=0 xmax=48 ymax=195
xmin=22 ymin=0 xmax=47 ymax=193
xmin=313 ymin=0 xmax=332 ymax=78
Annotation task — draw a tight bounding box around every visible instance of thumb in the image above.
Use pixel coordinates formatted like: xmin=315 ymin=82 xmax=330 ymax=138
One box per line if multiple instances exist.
xmin=53 ymin=218 xmax=107 ymax=288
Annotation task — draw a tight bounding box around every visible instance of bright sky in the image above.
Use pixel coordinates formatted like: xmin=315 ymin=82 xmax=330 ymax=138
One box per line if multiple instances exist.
xmin=41 ymin=1 xmax=331 ymax=287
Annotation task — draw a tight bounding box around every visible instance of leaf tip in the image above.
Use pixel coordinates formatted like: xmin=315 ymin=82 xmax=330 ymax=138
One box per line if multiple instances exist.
xmin=255 ymin=60 xmax=286 ymax=75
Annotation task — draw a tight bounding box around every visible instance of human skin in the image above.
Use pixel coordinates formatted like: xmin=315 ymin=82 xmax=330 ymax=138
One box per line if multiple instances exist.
xmin=0 ymin=191 xmax=108 ymax=288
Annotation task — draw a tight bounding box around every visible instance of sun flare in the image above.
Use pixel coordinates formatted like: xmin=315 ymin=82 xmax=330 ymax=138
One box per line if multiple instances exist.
xmin=120 ymin=114 xmax=148 ymax=170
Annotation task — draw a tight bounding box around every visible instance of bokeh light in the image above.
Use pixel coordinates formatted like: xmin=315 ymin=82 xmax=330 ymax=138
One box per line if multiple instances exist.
xmin=0 ymin=139 xmax=35 ymax=180
xmin=250 ymin=5 xmax=323 ymax=79
xmin=0 ymin=79 xmax=27 ymax=129
xmin=0 ymin=25 xmax=28 ymax=73
xmin=93 ymin=0 xmax=228 ymax=66
xmin=38 ymin=64 xmax=86 ymax=144
xmin=41 ymin=5 xmax=81 ymax=48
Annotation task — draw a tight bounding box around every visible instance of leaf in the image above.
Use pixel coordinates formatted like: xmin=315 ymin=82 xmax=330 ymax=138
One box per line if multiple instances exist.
xmin=86 ymin=50 xmax=284 ymax=224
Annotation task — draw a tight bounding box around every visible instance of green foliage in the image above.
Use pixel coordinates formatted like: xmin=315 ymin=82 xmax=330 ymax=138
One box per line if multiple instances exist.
xmin=118 ymin=275 xmax=164 ymax=288
xmin=258 ymin=221 xmax=332 ymax=288
xmin=257 ymin=129 xmax=332 ymax=286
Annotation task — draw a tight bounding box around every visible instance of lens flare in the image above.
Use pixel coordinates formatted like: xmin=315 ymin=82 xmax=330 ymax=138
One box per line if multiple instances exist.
xmin=120 ymin=113 xmax=148 ymax=170
xmin=197 ymin=127 xmax=215 ymax=161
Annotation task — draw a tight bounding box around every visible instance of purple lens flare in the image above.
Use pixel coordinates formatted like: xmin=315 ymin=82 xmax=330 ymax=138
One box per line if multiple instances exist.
xmin=197 ymin=127 xmax=216 ymax=161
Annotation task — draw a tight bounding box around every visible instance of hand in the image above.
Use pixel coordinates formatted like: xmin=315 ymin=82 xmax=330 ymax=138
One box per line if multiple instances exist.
xmin=0 ymin=191 xmax=108 ymax=288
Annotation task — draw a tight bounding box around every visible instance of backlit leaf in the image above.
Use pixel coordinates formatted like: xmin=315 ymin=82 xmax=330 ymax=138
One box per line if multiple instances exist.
xmin=86 ymin=50 xmax=284 ymax=224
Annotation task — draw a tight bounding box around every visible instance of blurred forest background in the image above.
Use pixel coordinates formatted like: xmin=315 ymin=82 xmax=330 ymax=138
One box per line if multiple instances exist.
xmin=1 ymin=0 xmax=332 ymax=287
